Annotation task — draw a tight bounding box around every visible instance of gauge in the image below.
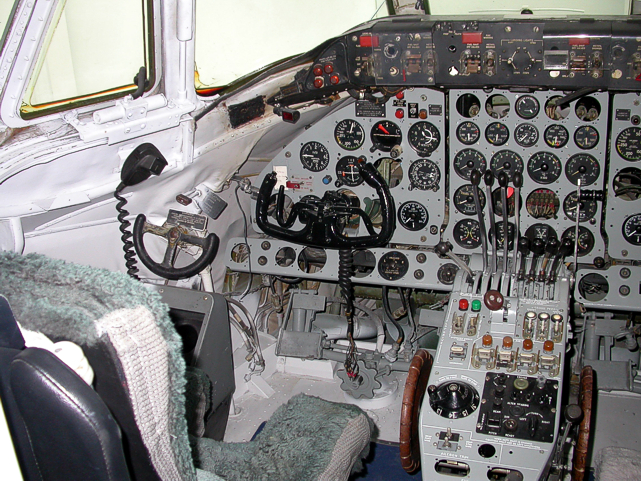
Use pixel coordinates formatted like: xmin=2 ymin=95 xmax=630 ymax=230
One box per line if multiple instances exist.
xmin=489 ymin=221 xmax=516 ymax=250
xmin=514 ymin=123 xmax=539 ymax=147
xmin=398 ymin=201 xmax=429 ymax=231
xmin=615 ymin=127 xmax=641 ymax=161
xmin=335 ymin=156 xmax=363 ymax=187
xmin=544 ymin=124 xmax=569 ymax=148
xmin=456 ymin=121 xmax=481 ymax=145
xmin=574 ymin=126 xmax=599 ymax=150
xmin=408 ymin=159 xmax=441 ymax=191
xmin=371 ymin=120 xmax=402 ymax=152
xmin=453 ymin=184 xmax=486 ymax=216
xmin=334 ymin=119 xmax=365 ymax=150
xmin=526 ymin=188 xmax=559 ymax=219
xmin=622 ymin=214 xmax=641 ymax=245
xmin=377 ymin=251 xmax=409 ymax=281
xmin=515 ymin=95 xmax=540 ymax=119
xmin=453 ymin=219 xmax=482 ymax=249
xmin=565 ymin=153 xmax=600 ymax=186
xmin=527 ymin=152 xmax=562 ymax=184
xmin=485 ymin=122 xmax=509 ymax=146
xmin=563 ymin=192 xmax=597 ymax=222
xmin=491 ymin=187 xmax=518 ymax=217
xmin=490 ymin=150 xmax=524 ymax=181
xmin=562 ymin=226 xmax=595 ymax=257
xmin=525 ymin=224 xmax=558 ymax=244
xmin=299 ymin=141 xmax=330 ymax=172
xmin=437 ymin=263 xmax=459 ymax=285
xmin=454 ymin=149 xmax=487 ymax=180
xmin=408 ymin=121 xmax=440 ymax=156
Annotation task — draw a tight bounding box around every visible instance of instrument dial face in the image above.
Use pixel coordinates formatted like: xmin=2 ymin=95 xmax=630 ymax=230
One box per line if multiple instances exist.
xmin=514 ymin=123 xmax=539 ymax=147
xmin=408 ymin=159 xmax=441 ymax=191
xmin=334 ymin=119 xmax=365 ymax=150
xmin=408 ymin=121 xmax=441 ymax=156
xmin=485 ymin=122 xmax=510 ymax=146
xmin=453 ymin=184 xmax=486 ymax=216
xmin=525 ymin=224 xmax=558 ymax=244
xmin=515 ymin=95 xmax=540 ymax=119
xmin=562 ymin=226 xmax=595 ymax=257
xmin=456 ymin=121 xmax=481 ymax=145
xmin=563 ymin=192 xmax=597 ymax=222
xmin=437 ymin=263 xmax=459 ymax=285
xmin=616 ymin=127 xmax=641 ymax=161
xmin=527 ymin=151 xmax=562 ymax=184
xmin=525 ymin=188 xmax=559 ymax=219
xmin=398 ymin=201 xmax=429 ymax=231
xmin=574 ymin=126 xmax=599 ymax=150
xmin=489 ymin=221 xmax=516 ymax=250
xmin=371 ymin=120 xmax=402 ymax=152
xmin=300 ymin=141 xmax=330 ymax=172
xmin=454 ymin=149 xmax=487 ymax=180
xmin=622 ymin=214 xmax=641 ymax=245
xmin=490 ymin=150 xmax=524 ymax=181
xmin=565 ymin=153 xmax=600 ymax=186
xmin=335 ymin=156 xmax=363 ymax=187
xmin=453 ymin=219 xmax=482 ymax=249
xmin=377 ymin=251 xmax=409 ymax=281
xmin=544 ymin=124 xmax=569 ymax=148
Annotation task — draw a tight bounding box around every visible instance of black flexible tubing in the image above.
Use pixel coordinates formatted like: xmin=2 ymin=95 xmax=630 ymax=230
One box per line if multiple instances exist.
xmin=382 ymin=286 xmax=404 ymax=346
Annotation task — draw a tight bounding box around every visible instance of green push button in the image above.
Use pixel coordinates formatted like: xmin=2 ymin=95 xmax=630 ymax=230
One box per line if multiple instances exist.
xmin=471 ymin=299 xmax=482 ymax=312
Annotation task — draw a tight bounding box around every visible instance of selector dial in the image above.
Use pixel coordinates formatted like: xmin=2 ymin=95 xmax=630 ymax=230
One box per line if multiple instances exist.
xmin=428 ymin=381 xmax=480 ymax=419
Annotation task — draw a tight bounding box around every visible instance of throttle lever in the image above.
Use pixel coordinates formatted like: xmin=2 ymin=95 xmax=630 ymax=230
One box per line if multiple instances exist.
xmin=484 ymin=171 xmax=497 ymax=273
xmin=548 ymin=237 xmax=574 ymax=283
xmin=471 ymin=170 xmax=488 ymax=273
xmin=517 ymin=237 xmax=530 ymax=281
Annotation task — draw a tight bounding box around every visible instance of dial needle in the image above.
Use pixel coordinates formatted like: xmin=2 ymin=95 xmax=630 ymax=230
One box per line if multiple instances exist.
xmin=378 ymin=125 xmax=390 ymax=134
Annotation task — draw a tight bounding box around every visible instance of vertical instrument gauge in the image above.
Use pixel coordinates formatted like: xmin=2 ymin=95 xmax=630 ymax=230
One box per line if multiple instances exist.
xmin=398 ymin=201 xmax=429 ymax=231
xmin=525 ymin=188 xmax=559 ymax=219
xmin=408 ymin=121 xmax=441 ymax=156
xmin=514 ymin=123 xmax=539 ymax=147
xmin=622 ymin=214 xmax=641 ymax=245
xmin=574 ymin=126 xmax=599 ymax=150
xmin=490 ymin=150 xmax=524 ymax=181
xmin=456 ymin=121 xmax=481 ymax=145
xmin=454 ymin=184 xmax=486 ymax=216
xmin=453 ymin=219 xmax=482 ymax=249
xmin=515 ymin=95 xmax=540 ymax=119
xmin=615 ymin=127 xmax=641 ymax=161
xmin=527 ymin=152 xmax=562 ymax=184
xmin=565 ymin=154 xmax=600 ymax=186
xmin=371 ymin=120 xmax=402 ymax=152
xmin=562 ymin=226 xmax=595 ymax=256
xmin=525 ymin=224 xmax=558 ymax=244
xmin=334 ymin=119 xmax=365 ymax=150
xmin=485 ymin=122 xmax=510 ymax=146
xmin=454 ymin=149 xmax=487 ymax=180
xmin=408 ymin=159 xmax=441 ymax=191
xmin=544 ymin=124 xmax=569 ymax=148
xmin=489 ymin=221 xmax=516 ymax=250
xmin=300 ymin=141 xmax=330 ymax=172
xmin=563 ymin=192 xmax=597 ymax=222
xmin=377 ymin=251 xmax=409 ymax=281
xmin=335 ymin=156 xmax=363 ymax=187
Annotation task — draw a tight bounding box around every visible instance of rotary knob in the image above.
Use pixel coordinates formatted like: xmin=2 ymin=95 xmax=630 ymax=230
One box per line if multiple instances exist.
xmin=428 ymin=381 xmax=480 ymax=419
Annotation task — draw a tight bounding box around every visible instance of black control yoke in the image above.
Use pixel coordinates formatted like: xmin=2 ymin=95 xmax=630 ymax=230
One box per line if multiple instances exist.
xmin=256 ymin=161 xmax=395 ymax=249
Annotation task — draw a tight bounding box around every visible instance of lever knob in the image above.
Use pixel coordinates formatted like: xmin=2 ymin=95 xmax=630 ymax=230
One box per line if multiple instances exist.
xmin=545 ymin=237 xmax=560 ymax=255
xmin=530 ymin=238 xmax=545 ymax=256
xmin=560 ymin=237 xmax=574 ymax=256
xmin=564 ymin=404 xmax=583 ymax=425
xmin=513 ymin=171 xmax=523 ymax=189
xmin=471 ymin=169 xmax=482 ymax=186
xmin=484 ymin=170 xmax=495 ymax=187
xmin=497 ymin=172 xmax=509 ymax=188
xmin=518 ymin=236 xmax=530 ymax=254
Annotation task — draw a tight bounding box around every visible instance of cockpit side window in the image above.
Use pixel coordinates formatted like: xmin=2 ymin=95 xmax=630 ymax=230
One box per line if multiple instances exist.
xmin=20 ymin=0 xmax=154 ymax=120
xmin=194 ymin=0 xmax=390 ymax=94
xmin=0 ymin=1 xmax=19 ymax=55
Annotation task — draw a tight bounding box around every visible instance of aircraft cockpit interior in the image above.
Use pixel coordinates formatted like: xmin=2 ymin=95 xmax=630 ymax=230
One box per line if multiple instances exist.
xmin=1 ymin=1 xmax=641 ymax=480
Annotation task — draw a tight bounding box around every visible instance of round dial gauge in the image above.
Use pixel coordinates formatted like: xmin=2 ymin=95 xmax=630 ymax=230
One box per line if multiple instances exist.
xmin=408 ymin=121 xmax=441 ymax=156
xmin=456 ymin=121 xmax=481 ymax=145
xmin=454 ymin=184 xmax=486 ymax=216
xmin=616 ymin=127 xmax=641 ymax=161
xmin=515 ymin=95 xmax=540 ymax=119
xmin=562 ymin=227 xmax=595 ymax=257
xmin=514 ymin=123 xmax=539 ymax=147
xmin=544 ymin=124 xmax=569 ymax=148
xmin=527 ymin=151 xmax=562 ymax=184
xmin=335 ymin=119 xmax=365 ymax=150
xmin=526 ymin=188 xmax=559 ymax=219
xmin=335 ymin=156 xmax=363 ymax=187
xmin=453 ymin=219 xmax=482 ymax=249
xmin=574 ymin=126 xmax=599 ymax=150
xmin=525 ymin=224 xmax=558 ymax=244
xmin=563 ymin=192 xmax=597 ymax=222
xmin=490 ymin=150 xmax=524 ymax=181
xmin=398 ymin=201 xmax=429 ymax=231
xmin=485 ymin=122 xmax=509 ymax=146
xmin=408 ymin=159 xmax=441 ymax=191
xmin=377 ymin=251 xmax=409 ymax=281
xmin=437 ymin=263 xmax=459 ymax=285
xmin=300 ymin=141 xmax=330 ymax=172
xmin=489 ymin=221 xmax=516 ymax=250
xmin=565 ymin=153 xmax=600 ymax=186
xmin=371 ymin=120 xmax=402 ymax=152
xmin=454 ymin=149 xmax=487 ymax=180
xmin=622 ymin=214 xmax=641 ymax=245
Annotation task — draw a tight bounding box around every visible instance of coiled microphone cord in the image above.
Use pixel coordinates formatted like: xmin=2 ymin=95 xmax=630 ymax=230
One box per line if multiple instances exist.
xmin=114 ymin=183 xmax=140 ymax=280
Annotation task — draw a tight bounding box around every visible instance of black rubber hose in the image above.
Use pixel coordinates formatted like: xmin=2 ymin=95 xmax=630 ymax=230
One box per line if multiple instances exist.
xmin=382 ymin=286 xmax=404 ymax=346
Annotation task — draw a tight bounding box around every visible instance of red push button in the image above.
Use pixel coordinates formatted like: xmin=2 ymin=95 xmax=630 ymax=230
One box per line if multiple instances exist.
xmin=569 ymin=37 xmax=590 ymax=46
xmin=330 ymin=74 xmax=340 ymax=85
xmin=395 ymin=109 xmax=404 ymax=119
xmin=313 ymin=65 xmax=323 ymax=77
xmin=462 ymin=32 xmax=483 ymax=44
xmin=396 ymin=91 xmax=405 ymax=100
xmin=359 ymin=35 xmax=379 ymax=48
xmin=324 ymin=64 xmax=334 ymax=74
xmin=459 ymin=299 xmax=469 ymax=311
xmin=313 ymin=78 xmax=324 ymax=89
